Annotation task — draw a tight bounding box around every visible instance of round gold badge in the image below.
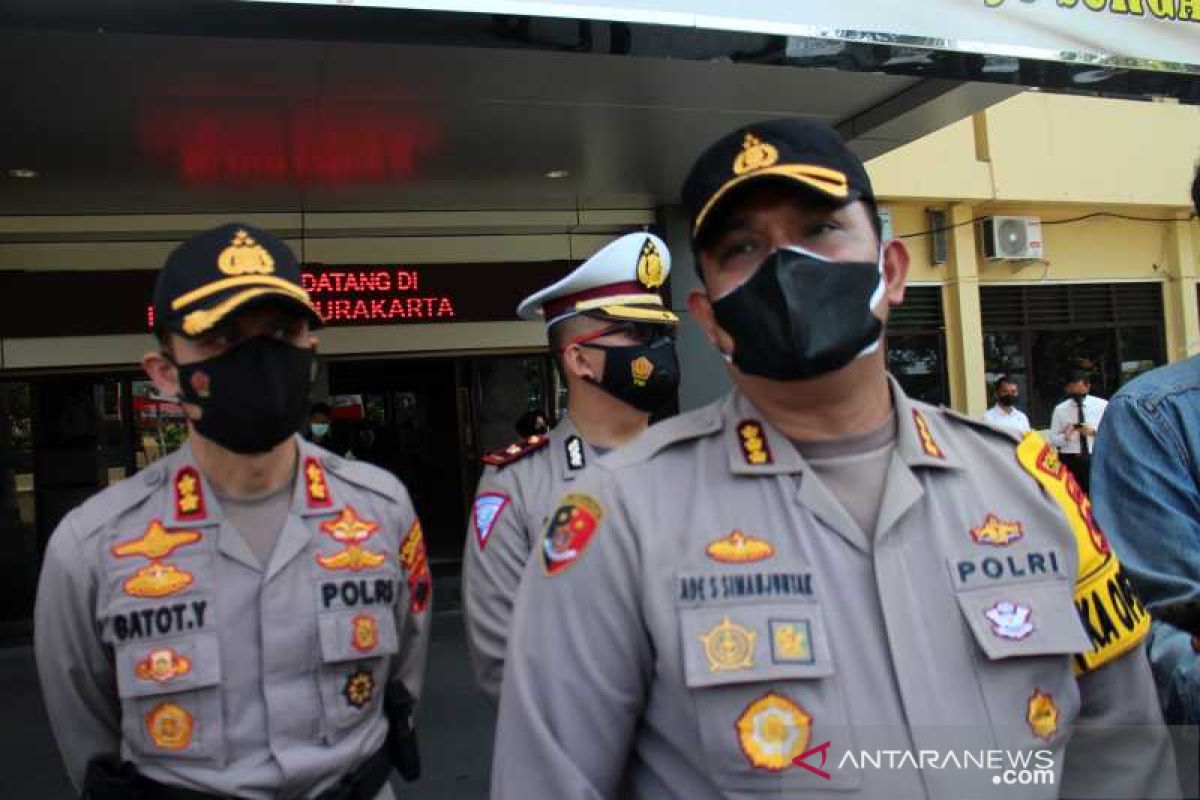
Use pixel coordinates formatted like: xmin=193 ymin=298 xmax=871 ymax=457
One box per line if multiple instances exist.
xmin=145 ymin=702 xmax=194 ymax=751
xmin=699 ymin=615 xmax=756 ymax=672
xmin=736 ymin=692 xmax=811 ymax=771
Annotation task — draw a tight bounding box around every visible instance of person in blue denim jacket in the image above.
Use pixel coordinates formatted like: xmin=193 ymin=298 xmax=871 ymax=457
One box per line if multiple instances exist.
xmin=1092 ymin=357 xmax=1200 ymax=726
xmin=1091 ymin=167 xmax=1200 ymax=733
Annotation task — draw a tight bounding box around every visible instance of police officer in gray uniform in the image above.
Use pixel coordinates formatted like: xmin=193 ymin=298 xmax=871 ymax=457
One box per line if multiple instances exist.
xmin=492 ymin=121 xmax=1178 ymax=799
xmin=464 ymin=232 xmax=680 ymax=700
xmin=35 ymin=224 xmax=431 ymax=799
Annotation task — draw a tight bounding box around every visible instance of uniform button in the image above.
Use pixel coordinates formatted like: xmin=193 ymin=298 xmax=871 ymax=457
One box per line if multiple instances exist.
xmin=143 ymin=468 xmax=165 ymax=487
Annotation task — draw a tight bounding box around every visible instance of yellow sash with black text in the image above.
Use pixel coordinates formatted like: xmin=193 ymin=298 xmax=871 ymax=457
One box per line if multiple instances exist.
xmin=1016 ymin=433 xmax=1150 ymax=673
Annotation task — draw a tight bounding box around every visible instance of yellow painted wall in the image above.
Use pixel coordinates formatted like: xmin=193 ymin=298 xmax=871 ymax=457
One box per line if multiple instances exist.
xmin=870 ymin=93 xmax=1200 ymax=209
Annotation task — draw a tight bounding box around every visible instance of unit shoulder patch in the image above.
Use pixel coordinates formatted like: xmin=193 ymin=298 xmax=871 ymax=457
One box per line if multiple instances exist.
xmin=1015 ymin=433 xmax=1149 ymax=672
xmin=472 ymin=492 xmax=511 ymax=550
xmin=542 ymin=492 xmax=604 ymax=577
xmin=481 ymin=435 xmax=549 ymax=468
xmin=400 ymin=519 xmax=432 ymax=614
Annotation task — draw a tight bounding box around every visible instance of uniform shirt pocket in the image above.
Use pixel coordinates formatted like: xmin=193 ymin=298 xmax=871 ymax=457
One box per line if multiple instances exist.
xmin=678 ymin=602 xmax=861 ymax=792
xmin=114 ymin=633 xmax=225 ymax=763
xmin=954 ymin=579 xmax=1087 ymax=750
xmin=315 ymin=608 xmax=399 ymax=742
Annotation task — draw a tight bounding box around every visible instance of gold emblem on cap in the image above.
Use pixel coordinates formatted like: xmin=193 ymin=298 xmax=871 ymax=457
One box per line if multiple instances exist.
xmin=217 ymin=229 xmax=275 ymax=276
xmin=733 ymin=133 xmax=779 ymax=176
xmin=636 ymin=238 xmax=666 ymax=290
xmin=700 ymin=615 xmax=756 ymax=672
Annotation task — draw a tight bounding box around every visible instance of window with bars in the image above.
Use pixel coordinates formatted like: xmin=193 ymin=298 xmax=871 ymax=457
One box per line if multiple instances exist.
xmin=887 ymin=286 xmax=948 ymax=407
xmin=981 ymin=282 xmax=1165 ymax=427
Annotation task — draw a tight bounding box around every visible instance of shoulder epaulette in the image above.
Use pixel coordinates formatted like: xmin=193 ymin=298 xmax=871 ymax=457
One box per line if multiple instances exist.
xmin=322 ymin=453 xmax=403 ymax=500
xmin=938 ymin=405 xmax=1023 ymax=444
xmin=602 ymin=401 xmax=724 ymax=470
xmin=482 ymin=435 xmax=549 ymax=468
xmin=70 ymin=463 xmax=168 ymax=541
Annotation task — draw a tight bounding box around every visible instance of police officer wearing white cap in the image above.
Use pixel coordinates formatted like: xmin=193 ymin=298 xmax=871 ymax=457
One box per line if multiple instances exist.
xmin=462 ymin=232 xmax=680 ymax=700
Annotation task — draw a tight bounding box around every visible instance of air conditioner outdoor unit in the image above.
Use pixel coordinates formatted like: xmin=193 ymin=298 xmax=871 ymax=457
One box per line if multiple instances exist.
xmin=981 ymin=216 xmax=1043 ymax=260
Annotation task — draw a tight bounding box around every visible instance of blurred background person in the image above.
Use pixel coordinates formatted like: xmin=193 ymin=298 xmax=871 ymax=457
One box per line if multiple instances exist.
xmin=1049 ymin=370 xmax=1107 ymax=492
xmin=982 ymin=374 xmax=1031 ymax=436
xmin=305 ymin=401 xmax=351 ymax=456
xmin=513 ymin=409 xmax=549 ymax=439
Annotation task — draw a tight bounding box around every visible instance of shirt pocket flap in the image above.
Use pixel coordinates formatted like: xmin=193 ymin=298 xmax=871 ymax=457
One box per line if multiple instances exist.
xmin=115 ymin=633 xmax=221 ymax=700
xmin=680 ymin=602 xmax=833 ymax=688
xmin=318 ymin=608 xmax=399 ymax=663
xmin=955 ymin=580 xmax=1091 ymax=660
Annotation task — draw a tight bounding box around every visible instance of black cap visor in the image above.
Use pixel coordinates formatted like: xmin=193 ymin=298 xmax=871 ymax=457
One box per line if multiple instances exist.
xmin=166 ymin=281 xmax=321 ymax=338
xmin=694 ymin=173 xmax=863 ymax=252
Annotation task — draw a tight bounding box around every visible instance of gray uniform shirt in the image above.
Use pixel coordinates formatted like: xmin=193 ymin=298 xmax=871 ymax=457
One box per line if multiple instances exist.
xmin=492 ymin=380 xmax=1177 ymax=800
xmin=215 ymin=478 xmax=293 ymax=568
xmin=463 ymin=416 xmax=594 ymax=700
xmin=34 ymin=437 xmax=432 ymax=798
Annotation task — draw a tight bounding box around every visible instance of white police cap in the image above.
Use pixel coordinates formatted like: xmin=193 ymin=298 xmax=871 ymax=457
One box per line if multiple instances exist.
xmin=516 ymin=232 xmax=678 ymax=326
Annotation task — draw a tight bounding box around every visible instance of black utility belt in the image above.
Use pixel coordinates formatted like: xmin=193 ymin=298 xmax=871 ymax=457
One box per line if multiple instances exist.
xmin=83 ymin=744 xmax=392 ymax=800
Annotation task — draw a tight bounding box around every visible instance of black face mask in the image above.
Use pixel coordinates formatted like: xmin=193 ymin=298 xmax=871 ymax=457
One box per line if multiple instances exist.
xmin=711 ymin=245 xmax=885 ymax=381
xmin=582 ymin=335 xmax=680 ymax=414
xmin=172 ymin=337 xmax=316 ymax=455
xmin=997 ymin=394 xmax=1018 ymax=407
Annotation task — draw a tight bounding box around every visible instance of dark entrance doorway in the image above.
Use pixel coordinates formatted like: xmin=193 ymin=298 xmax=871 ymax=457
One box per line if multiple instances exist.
xmin=326 ymin=352 xmax=557 ymax=567
xmin=327 ymin=358 xmax=465 ymax=564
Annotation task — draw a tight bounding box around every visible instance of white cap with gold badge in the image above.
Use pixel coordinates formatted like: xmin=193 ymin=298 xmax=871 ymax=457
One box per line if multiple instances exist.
xmin=517 ymin=232 xmax=679 ymax=327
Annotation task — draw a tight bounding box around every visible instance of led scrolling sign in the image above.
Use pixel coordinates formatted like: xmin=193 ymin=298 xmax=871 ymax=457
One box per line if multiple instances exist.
xmin=0 ymin=261 xmax=573 ymax=339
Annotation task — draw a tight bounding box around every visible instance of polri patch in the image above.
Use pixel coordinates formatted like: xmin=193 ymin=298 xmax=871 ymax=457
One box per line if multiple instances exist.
xmin=542 ymin=492 xmax=603 ymax=577
xmin=473 ymin=492 xmax=510 ymax=550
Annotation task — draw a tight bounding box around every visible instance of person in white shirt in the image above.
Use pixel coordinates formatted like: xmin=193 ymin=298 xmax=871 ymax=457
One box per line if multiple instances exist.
xmin=1049 ymin=370 xmax=1107 ymax=492
xmin=982 ymin=374 xmax=1031 ymax=436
